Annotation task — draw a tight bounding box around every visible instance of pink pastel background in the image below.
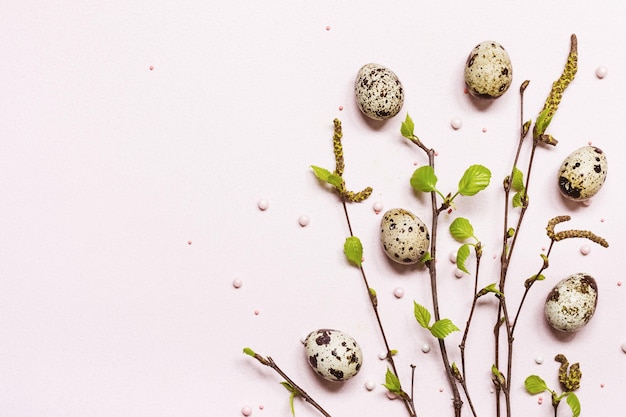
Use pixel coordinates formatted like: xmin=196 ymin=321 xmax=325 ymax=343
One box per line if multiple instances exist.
xmin=1 ymin=1 xmax=624 ymax=416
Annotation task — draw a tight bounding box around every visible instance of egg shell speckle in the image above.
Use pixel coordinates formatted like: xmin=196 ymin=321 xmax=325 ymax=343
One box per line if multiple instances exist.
xmin=464 ymin=41 xmax=513 ymax=99
xmin=304 ymin=329 xmax=363 ymax=382
xmin=545 ymin=273 xmax=598 ymax=332
xmin=355 ymin=64 xmax=404 ymax=120
xmin=380 ymin=208 xmax=430 ymax=264
xmin=558 ymin=146 xmax=608 ymax=201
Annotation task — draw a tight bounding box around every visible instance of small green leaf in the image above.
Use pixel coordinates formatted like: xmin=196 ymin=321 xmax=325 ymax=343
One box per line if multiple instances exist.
xmin=450 ymin=217 xmax=474 ymax=241
xmin=522 ymin=119 xmax=532 ymax=138
xmin=524 ymin=375 xmax=549 ymax=395
xmin=524 ymin=274 xmax=546 ymax=288
xmin=566 ymin=392 xmax=581 ymax=417
xmin=477 ymin=283 xmax=503 ymax=298
xmin=458 ymin=165 xmax=491 ymax=196
xmin=410 ymin=165 xmax=438 ymax=193
xmin=511 ymin=167 xmax=525 ymax=192
xmin=344 ymin=236 xmax=363 ymax=267
xmin=534 ymin=108 xmax=553 ymax=137
xmin=280 ymin=382 xmax=297 ymax=417
xmin=420 ymin=251 xmax=432 ymax=263
xmin=401 ymin=114 xmax=415 ymax=138
xmin=492 ymin=365 xmax=506 ymax=387
xmin=507 ymin=227 xmax=515 ymax=238
xmin=413 ymin=302 xmax=431 ymax=329
xmin=512 ymin=192 xmax=523 ymax=208
xmin=430 ymin=319 xmax=460 ymax=339
xmin=311 ymin=165 xmax=343 ymax=187
xmin=280 ymin=381 xmax=297 ymax=394
xmin=456 ymin=244 xmax=471 ymax=274
xmin=383 ymin=368 xmax=402 ymax=393
xmin=243 ymin=347 xmax=256 ymax=357
xmin=390 ymin=349 xmax=398 ymax=356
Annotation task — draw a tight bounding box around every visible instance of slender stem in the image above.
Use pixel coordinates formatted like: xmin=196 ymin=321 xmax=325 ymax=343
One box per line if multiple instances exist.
xmin=342 ymin=200 xmax=417 ymax=417
xmin=408 ymin=136 xmax=463 ymax=417
xmin=251 ymin=353 xmax=333 ymax=417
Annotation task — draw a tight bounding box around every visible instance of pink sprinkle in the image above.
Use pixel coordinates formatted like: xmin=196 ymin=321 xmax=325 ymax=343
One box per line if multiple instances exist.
xmin=187 ymin=240 xmax=192 ymax=245
xmin=434 ymin=151 xmax=439 ymax=156
xmin=538 ymin=396 xmax=543 ymax=405
xmin=439 ymin=388 xmax=444 ymax=393
xmin=325 ymin=25 xmax=331 ymax=31
xmin=386 ymin=391 xmax=397 ymax=400
xmin=482 ymin=128 xmax=487 ymax=133
xmin=242 ymin=406 xmax=252 ymax=416
xmin=580 ymin=245 xmax=591 ymax=256
xmin=338 ymin=105 xmax=344 ymax=111
xmin=541 ymin=246 xmax=546 ymax=251
xmin=588 ymin=140 xmax=593 ymax=145
xmin=254 ymin=310 xmax=260 ymax=316
xmin=464 ymin=88 xmax=468 ymax=94
xmin=257 ymin=199 xmax=269 ymax=211
xmin=601 ymin=218 xmax=605 ymax=223
xmin=149 ymin=65 xmax=154 ymax=71
xmin=232 ymin=278 xmax=243 ymax=289
xmin=618 ymin=281 xmax=622 ymax=287
xmin=601 ymin=383 xmax=605 ymax=388
xmin=258 ymin=405 xmax=264 ymax=410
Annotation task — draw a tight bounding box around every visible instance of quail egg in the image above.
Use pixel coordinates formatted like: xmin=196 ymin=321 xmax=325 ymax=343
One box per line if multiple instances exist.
xmin=355 ymin=63 xmax=404 ymax=120
xmin=558 ymin=146 xmax=608 ymax=201
xmin=545 ymin=273 xmax=598 ymax=332
xmin=464 ymin=41 xmax=513 ymax=98
xmin=380 ymin=208 xmax=430 ymax=264
xmin=304 ymin=329 xmax=363 ymax=382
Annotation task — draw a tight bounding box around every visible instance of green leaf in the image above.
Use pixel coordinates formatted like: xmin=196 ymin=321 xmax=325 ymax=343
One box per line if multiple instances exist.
xmin=280 ymin=382 xmax=297 ymax=417
xmin=420 ymin=251 xmax=432 ymax=263
xmin=456 ymin=244 xmax=471 ymax=274
xmin=383 ymin=368 xmax=402 ymax=393
xmin=311 ymin=165 xmax=343 ymax=188
xmin=410 ymin=165 xmax=438 ymax=193
xmin=524 ymin=375 xmax=548 ymax=395
xmin=458 ymin=165 xmax=491 ymax=196
xmin=450 ymin=217 xmax=474 ymax=241
xmin=401 ymin=114 xmax=415 ymax=138
xmin=477 ymin=283 xmax=503 ymax=298
xmin=430 ymin=319 xmax=460 ymax=339
xmin=534 ymin=108 xmax=553 ymax=137
xmin=511 ymin=167 xmax=525 ymax=192
xmin=512 ymin=192 xmax=523 ymax=208
xmin=566 ymin=392 xmax=581 ymax=417
xmin=492 ymin=365 xmax=506 ymax=386
xmin=344 ymin=236 xmax=363 ymax=267
xmin=413 ymin=302 xmax=431 ymax=329
xmin=390 ymin=349 xmax=398 ymax=356
xmin=243 ymin=347 xmax=256 ymax=357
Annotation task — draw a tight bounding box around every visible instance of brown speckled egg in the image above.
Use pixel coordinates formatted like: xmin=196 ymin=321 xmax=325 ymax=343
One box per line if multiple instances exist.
xmin=355 ymin=63 xmax=404 ymax=120
xmin=380 ymin=208 xmax=430 ymax=264
xmin=545 ymin=273 xmax=598 ymax=332
xmin=304 ymin=329 xmax=363 ymax=382
xmin=464 ymin=41 xmax=512 ymax=98
xmin=558 ymin=146 xmax=608 ymax=201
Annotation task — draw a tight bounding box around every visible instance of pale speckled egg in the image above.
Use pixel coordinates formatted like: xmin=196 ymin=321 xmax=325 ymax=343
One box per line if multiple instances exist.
xmin=464 ymin=41 xmax=513 ymax=99
xmin=558 ymin=146 xmax=608 ymax=201
xmin=545 ymin=273 xmax=598 ymax=332
xmin=380 ymin=208 xmax=430 ymax=264
xmin=354 ymin=63 xmax=404 ymax=120
xmin=304 ymin=329 xmax=363 ymax=382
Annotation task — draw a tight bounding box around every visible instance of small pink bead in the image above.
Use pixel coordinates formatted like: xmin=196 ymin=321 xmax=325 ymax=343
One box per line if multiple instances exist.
xmin=241 ymin=406 xmax=252 ymax=416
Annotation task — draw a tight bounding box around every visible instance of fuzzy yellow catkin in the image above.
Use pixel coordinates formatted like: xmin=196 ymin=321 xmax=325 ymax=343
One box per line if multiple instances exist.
xmin=333 ymin=118 xmax=344 ymax=177
xmin=543 ymin=34 xmax=578 ymax=123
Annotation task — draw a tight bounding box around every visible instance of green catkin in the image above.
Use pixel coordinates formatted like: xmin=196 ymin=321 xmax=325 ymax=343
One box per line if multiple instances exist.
xmin=333 ymin=118 xmax=345 ymax=177
xmin=534 ymin=34 xmax=578 ymax=140
xmin=555 ymin=354 xmax=581 ymax=392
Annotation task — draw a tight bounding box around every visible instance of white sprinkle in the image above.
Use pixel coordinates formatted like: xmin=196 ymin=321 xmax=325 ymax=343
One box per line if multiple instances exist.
xmin=241 ymin=406 xmax=252 ymax=416
xmin=378 ymin=352 xmax=387 ymax=360
xmin=580 ymin=245 xmax=591 ymax=256
xmin=451 ymin=117 xmax=463 ymax=130
xmin=454 ymin=268 xmax=465 ymax=279
xmin=365 ymin=380 xmax=376 ymax=391
xmin=298 ymin=215 xmax=310 ymax=227
xmin=535 ymin=356 xmax=544 ymax=365
xmin=621 ymin=342 xmax=626 ymax=353
xmin=393 ymin=287 xmax=405 ymax=298
xmin=449 ymin=251 xmax=457 ymax=263
xmin=421 ymin=344 xmax=431 ymax=353
xmin=232 ymin=278 xmax=243 ymax=289
xmin=595 ymin=65 xmax=608 ymax=79
xmin=257 ymin=199 xmax=269 ymax=211
xmin=386 ymin=391 xmax=398 ymax=400
xmin=373 ymin=201 xmax=383 ymax=214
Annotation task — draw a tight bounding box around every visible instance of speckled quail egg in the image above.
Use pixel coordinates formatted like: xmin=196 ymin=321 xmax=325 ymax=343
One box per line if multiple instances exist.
xmin=558 ymin=146 xmax=608 ymax=201
xmin=545 ymin=273 xmax=598 ymax=332
xmin=304 ymin=329 xmax=363 ymax=382
xmin=380 ymin=208 xmax=430 ymax=265
xmin=354 ymin=63 xmax=404 ymax=120
xmin=464 ymin=41 xmax=513 ymax=98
